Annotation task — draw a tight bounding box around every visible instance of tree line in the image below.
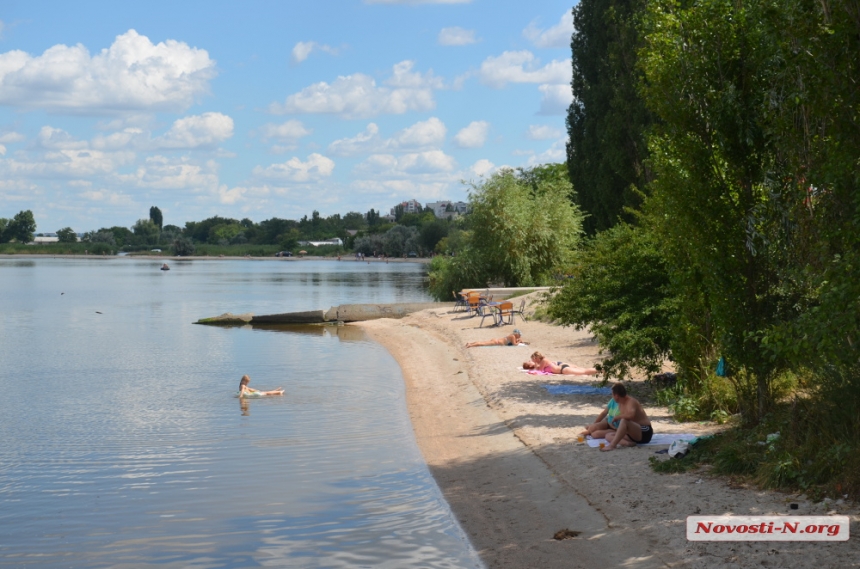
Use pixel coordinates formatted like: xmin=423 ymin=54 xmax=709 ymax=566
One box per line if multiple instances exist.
xmin=1 ymin=204 xmax=464 ymax=259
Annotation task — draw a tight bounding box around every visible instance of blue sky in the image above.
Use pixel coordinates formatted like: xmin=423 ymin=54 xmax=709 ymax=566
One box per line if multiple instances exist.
xmin=0 ymin=0 xmax=575 ymax=233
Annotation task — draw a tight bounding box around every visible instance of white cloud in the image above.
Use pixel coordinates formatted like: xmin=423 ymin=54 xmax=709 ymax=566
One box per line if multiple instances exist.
xmin=270 ymin=60 xmax=442 ymax=119
xmin=538 ymin=84 xmax=572 ymax=115
xmin=117 ymin=155 xmax=220 ymax=190
xmin=519 ymin=138 xmax=567 ymax=166
xmin=328 ymin=123 xmax=382 ymax=156
xmin=526 ymin=124 xmax=563 ymax=140
xmin=395 ymin=117 xmax=446 ymax=148
xmin=79 ymin=189 xmax=135 ymax=205
xmin=365 ymin=0 xmax=472 ymax=3
xmin=156 ymin=112 xmax=234 ymax=148
xmin=259 ymin=120 xmax=312 ymax=143
xmin=470 ymin=159 xmax=495 ymax=177
xmin=37 ymin=126 xmax=87 ymax=150
xmin=0 ymin=144 xmax=5 ymax=156
xmin=0 ymin=30 xmax=216 ymax=113
xmin=523 ymin=11 xmax=574 ymax=49
xmin=328 ymin=117 xmax=446 ymax=156
xmin=253 ymin=153 xmax=335 ymax=182
xmin=0 ymin=131 xmax=24 ymax=143
xmin=453 ymin=120 xmax=489 ymax=148
xmin=478 ymin=51 xmax=570 ymax=88
xmin=438 ymin=27 xmax=477 ymax=46
xmin=291 ymin=41 xmax=338 ymax=64
xmin=356 ymin=150 xmax=456 ymax=176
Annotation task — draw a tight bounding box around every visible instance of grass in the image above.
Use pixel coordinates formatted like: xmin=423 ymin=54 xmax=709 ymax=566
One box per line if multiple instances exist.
xmin=649 ymin=388 xmax=860 ymax=501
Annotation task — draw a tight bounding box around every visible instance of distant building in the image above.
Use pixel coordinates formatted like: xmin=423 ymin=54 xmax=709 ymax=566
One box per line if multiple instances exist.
xmin=298 ymin=238 xmax=344 ymax=247
xmin=389 ymin=199 xmax=423 ymax=216
xmin=426 ymin=200 xmax=469 ymax=219
xmin=32 ymin=236 xmax=59 ymax=244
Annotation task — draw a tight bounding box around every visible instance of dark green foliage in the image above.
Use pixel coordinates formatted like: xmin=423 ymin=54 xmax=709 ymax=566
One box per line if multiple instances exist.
xmin=172 ymin=236 xmax=196 ymax=256
xmin=2 ymin=210 xmax=37 ymax=243
xmin=132 ymin=219 xmax=160 ymax=246
xmin=548 ymin=223 xmax=674 ymax=379
xmin=56 ymin=227 xmax=77 ymax=243
xmin=149 ymin=206 xmax=163 ymax=230
xmin=428 ymin=165 xmax=583 ymax=299
xmin=567 ymin=0 xmax=651 ymax=234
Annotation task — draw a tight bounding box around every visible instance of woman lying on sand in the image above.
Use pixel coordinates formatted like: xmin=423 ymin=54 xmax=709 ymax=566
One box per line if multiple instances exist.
xmin=238 ymin=374 xmax=284 ymax=397
xmin=466 ymin=329 xmax=527 ymax=348
xmin=522 ymin=351 xmax=598 ymax=375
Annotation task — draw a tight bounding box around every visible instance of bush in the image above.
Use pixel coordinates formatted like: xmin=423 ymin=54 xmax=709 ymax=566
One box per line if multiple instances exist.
xmin=548 ymin=223 xmax=675 ymax=379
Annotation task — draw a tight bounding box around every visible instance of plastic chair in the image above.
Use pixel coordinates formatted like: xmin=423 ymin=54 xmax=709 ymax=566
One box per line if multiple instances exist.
xmin=478 ymin=302 xmax=499 ymax=327
xmin=496 ymin=301 xmax=515 ymax=325
xmin=466 ymin=292 xmax=482 ymax=316
xmin=453 ymin=291 xmax=467 ymax=311
xmin=512 ymin=299 xmax=527 ymax=322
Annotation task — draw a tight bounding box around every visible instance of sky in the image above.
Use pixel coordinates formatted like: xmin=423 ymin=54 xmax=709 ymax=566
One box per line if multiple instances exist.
xmin=0 ymin=0 xmax=575 ymax=233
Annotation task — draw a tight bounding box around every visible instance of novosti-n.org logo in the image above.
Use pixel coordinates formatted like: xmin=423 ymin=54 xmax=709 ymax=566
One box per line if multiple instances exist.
xmin=687 ymin=516 xmax=850 ymax=541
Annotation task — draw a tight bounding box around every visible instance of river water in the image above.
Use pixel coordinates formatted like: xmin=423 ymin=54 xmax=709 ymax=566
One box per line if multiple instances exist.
xmin=0 ymin=257 xmax=482 ymax=568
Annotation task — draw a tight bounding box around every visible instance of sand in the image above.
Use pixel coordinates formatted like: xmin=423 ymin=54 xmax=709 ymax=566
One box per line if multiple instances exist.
xmin=356 ymin=293 xmax=859 ymax=569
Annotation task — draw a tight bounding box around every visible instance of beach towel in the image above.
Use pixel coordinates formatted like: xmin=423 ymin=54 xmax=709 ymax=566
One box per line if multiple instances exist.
xmin=586 ymin=433 xmax=698 ymax=448
xmin=527 ymin=370 xmax=555 ymax=375
xmin=543 ymin=385 xmax=612 ymax=396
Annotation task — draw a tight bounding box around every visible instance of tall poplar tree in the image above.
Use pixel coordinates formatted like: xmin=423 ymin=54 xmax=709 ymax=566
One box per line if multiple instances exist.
xmin=567 ymin=0 xmax=652 ymax=234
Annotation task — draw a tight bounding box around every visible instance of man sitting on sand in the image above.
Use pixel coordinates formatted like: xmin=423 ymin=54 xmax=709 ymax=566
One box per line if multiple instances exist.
xmin=465 ymin=329 xmax=527 ymax=348
xmin=522 ymin=351 xmax=598 ymax=375
xmin=580 ymin=383 xmax=653 ymax=450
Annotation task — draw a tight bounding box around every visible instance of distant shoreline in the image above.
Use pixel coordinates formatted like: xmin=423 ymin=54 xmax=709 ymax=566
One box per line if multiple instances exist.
xmin=0 ymin=253 xmax=432 ymax=264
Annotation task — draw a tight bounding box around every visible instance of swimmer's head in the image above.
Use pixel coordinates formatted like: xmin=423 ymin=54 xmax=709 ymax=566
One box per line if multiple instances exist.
xmin=240 ymin=375 xmax=251 ymax=386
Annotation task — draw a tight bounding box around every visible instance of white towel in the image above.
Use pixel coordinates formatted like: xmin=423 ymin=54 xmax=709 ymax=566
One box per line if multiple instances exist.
xmin=586 ymin=433 xmax=698 ymax=448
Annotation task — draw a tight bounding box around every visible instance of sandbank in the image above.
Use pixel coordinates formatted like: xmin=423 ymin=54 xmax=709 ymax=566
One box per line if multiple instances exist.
xmin=356 ymin=294 xmax=859 ymax=568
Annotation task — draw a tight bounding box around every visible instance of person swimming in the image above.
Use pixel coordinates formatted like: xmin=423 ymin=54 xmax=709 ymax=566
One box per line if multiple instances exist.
xmin=238 ymin=374 xmax=284 ymax=397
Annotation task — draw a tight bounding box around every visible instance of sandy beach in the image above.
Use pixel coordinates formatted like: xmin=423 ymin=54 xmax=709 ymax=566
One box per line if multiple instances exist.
xmin=356 ymin=293 xmax=859 ymax=569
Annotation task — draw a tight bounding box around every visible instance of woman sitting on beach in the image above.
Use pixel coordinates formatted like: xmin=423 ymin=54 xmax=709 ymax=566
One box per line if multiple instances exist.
xmin=238 ymin=374 xmax=284 ymax=397
xmin=522 ymin=351 xmax=598 ymax=375
xmin=465 ymin=329 xmax=527 ymax=348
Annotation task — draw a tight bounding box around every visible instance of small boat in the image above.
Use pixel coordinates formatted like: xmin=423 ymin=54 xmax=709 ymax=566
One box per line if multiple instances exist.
xmin=160 ymin=263 xmax=170 ymax=271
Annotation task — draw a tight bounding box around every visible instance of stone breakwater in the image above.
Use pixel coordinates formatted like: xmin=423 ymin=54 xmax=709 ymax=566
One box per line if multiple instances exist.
xmin=195 ymin=302 xmax=453 ymax=325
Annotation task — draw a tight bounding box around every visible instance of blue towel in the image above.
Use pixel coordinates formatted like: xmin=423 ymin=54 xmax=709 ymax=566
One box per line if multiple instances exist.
xmin=542 ymin=384 xmax=612 ymax=396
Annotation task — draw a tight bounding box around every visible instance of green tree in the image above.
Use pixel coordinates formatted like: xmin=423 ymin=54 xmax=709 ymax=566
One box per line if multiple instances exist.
xmin=132 ymin=219 xmax=160 ymax=246
xmin=149 ymin=206 xmax=163 ymax=230
xmin=640 ymin=0 xmax=796 ymax=419
xmin=56 ymin=227 xmax=78 ymax=243
xmin=84 ymin=230 xmax=116 ymax=246
xmin=173 ymin=236 xmax=195 ymax=256
xmin=467 ymin=166 xmax=583 ymax=286
xmin=567 ymin=0 xmax=652 ymax=234
xmin=4 ymin=210 xmax=37 ymax=243
xmin=428 ymin=165 xmax=584 ymax=299
xmin=548 ymin=223 xmax=675 ymax=380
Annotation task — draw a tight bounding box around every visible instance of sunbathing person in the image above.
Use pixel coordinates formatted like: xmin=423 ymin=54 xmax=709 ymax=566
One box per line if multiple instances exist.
xmin=586 ymin=383 xmax=653 ymax=451
xmin=238 ymin=374 xmax=284 ymax=397
xmin=523 ymin=351 xmax=599 ymax=375
xmin=465 ymin=329 xmax=526 ymax=348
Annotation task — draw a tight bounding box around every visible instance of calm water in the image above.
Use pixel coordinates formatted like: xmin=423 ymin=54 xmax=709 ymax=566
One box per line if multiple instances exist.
xmin=0 ymin=257 xmax=482 ymax=569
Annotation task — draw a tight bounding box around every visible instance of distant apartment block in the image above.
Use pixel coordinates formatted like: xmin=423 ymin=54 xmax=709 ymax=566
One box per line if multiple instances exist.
xmin=425 ymin=200 xmax=469 ymax=219
xmin=389 ymin=199 xmax=423 ymax=216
